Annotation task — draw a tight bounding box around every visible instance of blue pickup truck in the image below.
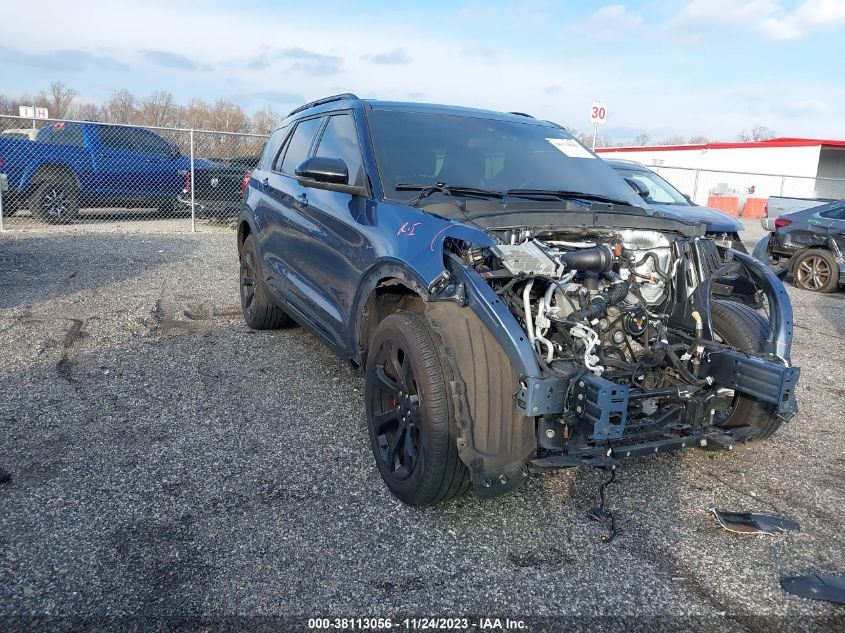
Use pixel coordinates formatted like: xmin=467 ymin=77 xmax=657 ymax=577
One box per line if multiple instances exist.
xmin=0 ymin=121 xmax=212 ymax=223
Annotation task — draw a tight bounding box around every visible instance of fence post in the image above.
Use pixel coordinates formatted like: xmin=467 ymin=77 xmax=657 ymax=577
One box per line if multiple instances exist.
xmin=189 ymin=129 xmax=196 ymax=233
xmin=692 ymin=169 xmax=700 ymax=205
xmin=779 ymin=175 xmax=785 ymax=197
xmin=0 ymin=181 xmax=5 ymax=233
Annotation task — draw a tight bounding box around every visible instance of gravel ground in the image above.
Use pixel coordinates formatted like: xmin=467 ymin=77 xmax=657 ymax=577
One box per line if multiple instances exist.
xmin=0 ymin=220 xmax=843 ymax=631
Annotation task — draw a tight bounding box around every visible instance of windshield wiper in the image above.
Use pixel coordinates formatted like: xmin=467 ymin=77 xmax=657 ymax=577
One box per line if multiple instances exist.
xmin=396 ymin=182 xmax=504 ymax=206
xmin=505 ymin=188 xmax=630 ymax=206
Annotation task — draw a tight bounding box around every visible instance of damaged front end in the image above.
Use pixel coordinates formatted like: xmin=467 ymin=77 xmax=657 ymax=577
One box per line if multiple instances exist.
xmin=425 ymin=214 xmax=800 ymax=497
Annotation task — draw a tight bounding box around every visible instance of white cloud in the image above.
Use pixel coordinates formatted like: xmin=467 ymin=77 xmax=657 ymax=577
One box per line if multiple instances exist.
xmin=759 ymin=0 xmax=845 ymax=39
xmin=575 ymin=4 xmax=645 ymax=40
xmin=578 ymin=0 xmax=845 ymax=42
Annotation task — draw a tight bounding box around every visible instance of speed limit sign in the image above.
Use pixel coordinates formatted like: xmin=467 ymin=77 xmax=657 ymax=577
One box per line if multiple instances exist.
xmin=590 ymin=101 xmax=608 ymax=124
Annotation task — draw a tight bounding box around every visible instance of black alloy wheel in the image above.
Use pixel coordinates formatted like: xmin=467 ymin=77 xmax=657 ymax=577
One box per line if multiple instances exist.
xmin=370 ymin=337 xmax=422 ymax=480
xmin=364 ymin=311 xmax=470 ymax=505
xmin=238 ymin=234 xmax=289 ymax=329
xmin=240 ymin=247 xmax=259 ymax=322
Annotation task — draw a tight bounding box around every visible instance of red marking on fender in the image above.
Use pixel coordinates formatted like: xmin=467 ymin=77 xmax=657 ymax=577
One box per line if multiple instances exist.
xmin=429 ymin=226 xmax=451 ymax=251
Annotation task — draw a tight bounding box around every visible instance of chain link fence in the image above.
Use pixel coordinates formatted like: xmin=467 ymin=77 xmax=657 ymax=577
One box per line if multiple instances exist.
xmin=646 ymin=164 xmax=845 ymax=218
xmin=0 ymin=114 xmax=267 ymax=231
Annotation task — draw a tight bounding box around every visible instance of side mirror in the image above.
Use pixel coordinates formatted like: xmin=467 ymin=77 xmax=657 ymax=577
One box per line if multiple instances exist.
xmin=296 ymin=157 xmax=348 ymax=185
xmin=624 ymin=177 xmax=650 ymax=201
xmin=683 ymin=193 xmax=694 ymax=205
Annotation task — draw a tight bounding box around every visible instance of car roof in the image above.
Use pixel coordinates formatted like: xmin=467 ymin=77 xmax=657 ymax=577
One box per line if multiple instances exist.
xmin=278 ymin=95 xmax=555 ymax=129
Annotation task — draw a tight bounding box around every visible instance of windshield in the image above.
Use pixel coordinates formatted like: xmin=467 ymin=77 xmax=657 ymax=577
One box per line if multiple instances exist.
xmin=614 ymin=167 xmax=689 ymax=206
xmin=366 ymin=109 xmax=645 ymax=208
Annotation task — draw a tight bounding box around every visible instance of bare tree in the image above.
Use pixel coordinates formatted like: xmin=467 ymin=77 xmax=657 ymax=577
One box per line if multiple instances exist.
xmin=659 ymin=135 xmax=686 ymax=146
xmin=46 ymin=81 xmax=78 ymax=118
xmin=634 ymin=133 xmax=651 ymax=146
xmin=251 ymin=106 xmax=283 ymax=135
xmin=137 ymin=91 xmax=178 ymax=128
xmin=71 ymin=102 xmax=102 ymax=121
xmin=103 ymin=89 xmax=137 ymax=124
xmin=687 ymin=135 xmax=710 ymax=144
xmin=751 ymin=125 xmax=776 ymax=141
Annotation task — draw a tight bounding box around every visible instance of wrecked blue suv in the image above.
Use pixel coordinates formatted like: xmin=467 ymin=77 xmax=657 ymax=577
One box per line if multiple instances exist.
xmin=238 ymin=94 xmax=800 ymax=506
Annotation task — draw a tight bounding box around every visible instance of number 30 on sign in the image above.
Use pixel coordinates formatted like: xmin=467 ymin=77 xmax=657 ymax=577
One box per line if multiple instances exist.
xmin=590 ymin=102 xmax=608 ymax=124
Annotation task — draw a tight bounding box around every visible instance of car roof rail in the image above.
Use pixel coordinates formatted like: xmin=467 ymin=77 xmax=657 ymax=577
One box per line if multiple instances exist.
xmin=287 ymin=93 xmax=360 ymax=117
xmin=509 ymin=111 xmax=534 ymax=118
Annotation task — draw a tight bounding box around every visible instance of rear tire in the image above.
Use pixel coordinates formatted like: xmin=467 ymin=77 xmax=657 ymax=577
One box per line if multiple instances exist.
xmin=792 ymin=248 xmax=839 ymax=293
xmin=239 ymin=234 xmax=290 ymax=330
xmin=31 ymin=176 xmax=79 ymax=224
xmin=365 ymin=312 xmax=470 ymax=506
xmin=711 ymin=300 xmax=783 ymax=441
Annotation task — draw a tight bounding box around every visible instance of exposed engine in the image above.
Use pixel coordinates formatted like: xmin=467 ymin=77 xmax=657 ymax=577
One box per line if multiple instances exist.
xmin=470 ymin=228 xmax=680 ymax=380
xmin=454 ymin=226 xmax=731 ymax=452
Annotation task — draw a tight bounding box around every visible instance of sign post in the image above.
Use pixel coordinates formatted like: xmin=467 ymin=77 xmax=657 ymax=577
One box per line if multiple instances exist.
xmin=589 ymin=101 xmax=608 ymax=150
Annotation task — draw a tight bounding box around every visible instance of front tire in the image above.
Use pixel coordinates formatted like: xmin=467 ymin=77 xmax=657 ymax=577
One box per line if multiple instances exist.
xmin=710 ymin=300 xmax=783 ymax=441
xmin=239 ymin=235 xmax=289 ymax=330
xmin=792 ymin=248 xmax=839 ymax=293
xmin=365 ymin=312 xmax=470 ymax=506
xmin=31 ymin=177 xmax=79 ymax=224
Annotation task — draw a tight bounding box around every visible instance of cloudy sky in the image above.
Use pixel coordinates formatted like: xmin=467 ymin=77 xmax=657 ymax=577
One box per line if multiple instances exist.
xmin=1 ymin=0 xmax=844 ymax=142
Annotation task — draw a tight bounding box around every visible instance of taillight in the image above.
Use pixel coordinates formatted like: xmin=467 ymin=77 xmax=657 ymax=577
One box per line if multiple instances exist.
xmin=241 ymin=171 xmax=251 ymax=195
xmin=184 ymin=170 xmax=191 ymax=194
xmin=774 ymin=218 xmax=792 ymax=228
xmin=0 ymin=157 xmax=4 ymax=168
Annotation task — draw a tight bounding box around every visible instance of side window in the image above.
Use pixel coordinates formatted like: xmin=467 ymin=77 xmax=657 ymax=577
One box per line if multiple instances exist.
xmin=133 ymin=129 xmax=173 ymax=156
xmin=99 ymin=126 xmax=136 ymax=152
xmin=279 ymin=117 xmax=323 ymax=175
xmin=260 ymin=125 xmax=289 ymax=170
xmin=819 ymin=204 xmax=845 ymax=220
xmin=315 ymin=113 xmax=365 ymax=187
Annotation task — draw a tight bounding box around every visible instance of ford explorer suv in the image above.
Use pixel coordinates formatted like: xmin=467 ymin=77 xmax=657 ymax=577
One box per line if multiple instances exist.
xmin=237 ymin=94 xmax=799 ymax=506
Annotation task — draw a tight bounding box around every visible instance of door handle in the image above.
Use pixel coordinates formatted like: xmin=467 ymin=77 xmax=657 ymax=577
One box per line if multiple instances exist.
xmin=261 ymin=177 xmax=270 ymax=189
xmin=296 ymin=192 xmax=308 ymax=207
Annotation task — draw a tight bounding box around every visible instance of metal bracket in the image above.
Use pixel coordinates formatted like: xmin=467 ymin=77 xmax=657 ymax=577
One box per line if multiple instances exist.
xmin=573 ymin=373 xmax=630 ymax=441
xmin=515 ymin=375 xmax=566 ymax=416
xmin=706 ymin=349 xmax=800 ymax=414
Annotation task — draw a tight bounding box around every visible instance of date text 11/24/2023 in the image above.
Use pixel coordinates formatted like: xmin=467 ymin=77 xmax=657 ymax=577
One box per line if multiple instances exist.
xmin=306 ymin=617 xmax=528 ymax=630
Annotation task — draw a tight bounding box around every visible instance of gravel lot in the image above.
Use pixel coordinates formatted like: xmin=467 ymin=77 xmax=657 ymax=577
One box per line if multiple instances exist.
xmin=0 ymin=220 xmax=843 ymax=630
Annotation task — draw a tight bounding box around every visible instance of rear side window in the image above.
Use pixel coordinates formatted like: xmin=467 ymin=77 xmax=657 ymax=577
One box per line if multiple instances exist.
xmin=279 ymin=117 xmax=323 ymax=175
xmin=819 ymin=204 xmax=845 ymax=220
xmin=37 ymin=123 xmax=85 ymax=147
xmin=315 ymin=113 xmax=365 ymax=187
xmin=99 ymin=126 xmax=136 ymax=151
xmin=132 ymin=129 xmax=174 ymax=156
xmin=260 ymin=125 xmax=289 ymax=170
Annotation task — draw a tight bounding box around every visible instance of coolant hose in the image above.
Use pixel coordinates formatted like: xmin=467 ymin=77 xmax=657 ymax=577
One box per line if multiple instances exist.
xmin=569 ymin=275 xmax=630 ymax=323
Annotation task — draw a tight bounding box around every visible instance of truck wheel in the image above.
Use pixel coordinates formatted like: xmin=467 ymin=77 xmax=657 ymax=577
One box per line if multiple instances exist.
xmin=365 ymin=312 xmax=470 ymax=506
xmin=792 ymin=249 xmax=839 ymax=293
xmin=32 ymin=177 xmax=79 ymax=224
xmin=710 ymin=300 xmax=783 ymax=441
xmin=239 ymin=235 xmax=289 ymax=329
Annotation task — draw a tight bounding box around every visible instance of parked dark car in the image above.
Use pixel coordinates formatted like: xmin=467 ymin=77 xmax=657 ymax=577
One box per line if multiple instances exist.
xmin=238 ymin=94 xmax=799 ymax=505
xmin=606 ymin=159 xmax=747 ymax=252
xmin=753 ymin=199 xmax=845 ymax=293
xmin=178 ymin=156 xmax=258 ymax=220
xmin=0 ymin=121 xmax=213 ymax=223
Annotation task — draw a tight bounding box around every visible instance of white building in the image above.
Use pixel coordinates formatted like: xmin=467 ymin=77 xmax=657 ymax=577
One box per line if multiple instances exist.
xmin=597 ymin=138 xmax=845 ymax=206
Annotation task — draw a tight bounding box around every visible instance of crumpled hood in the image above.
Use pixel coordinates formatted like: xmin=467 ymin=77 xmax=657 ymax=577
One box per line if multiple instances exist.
xmin=648 ymin=202 xmax=743 ymax=233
